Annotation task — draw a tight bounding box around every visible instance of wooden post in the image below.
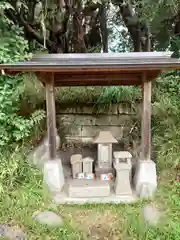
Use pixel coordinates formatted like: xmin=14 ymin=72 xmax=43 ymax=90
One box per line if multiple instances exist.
xmin=141 ymin=73 xmax=152 ymax=160
xmin=45 ymin=74 xmax=57 ymax=160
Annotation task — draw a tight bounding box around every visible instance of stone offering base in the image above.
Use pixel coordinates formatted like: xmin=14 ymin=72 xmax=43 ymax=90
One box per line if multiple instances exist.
xmin=95 ymin=166 xmax=115 ymax=178
xmin=44 ymin=159 xmax=157 ymax=204
xmin=51 ymin=178 xmax=137 ymax=204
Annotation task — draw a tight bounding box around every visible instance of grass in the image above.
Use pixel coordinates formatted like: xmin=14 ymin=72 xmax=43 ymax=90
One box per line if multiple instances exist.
xmin=0 ymin=149 xmax=179 ymax=240
xmin=20 ymin=73 xmax=140 ymax=109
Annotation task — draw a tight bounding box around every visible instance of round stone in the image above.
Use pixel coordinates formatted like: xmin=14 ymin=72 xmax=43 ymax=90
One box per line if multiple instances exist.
xmin=33 ymin=211 xmax=63 ymax=227
xmin=142 ymin=205 xmax=162 ymax=226
xmin=0 ymin=224 xmax=25 ymax=240
xmin=0 ymin=224 xmax=6 ymax=237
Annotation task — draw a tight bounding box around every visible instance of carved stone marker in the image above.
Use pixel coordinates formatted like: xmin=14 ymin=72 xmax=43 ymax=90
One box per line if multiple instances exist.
xmin=94 ymin=131 xmax=117 ymax=177
xmin=82 ymin=157 xmax=94 ymax=173
xmin=43 ymin=158 xmax=65 ymax=193
xmin=113 ymin=151 xmax=133 ymax=195
xmin=70 ymin=154 xmax=83 ymax=179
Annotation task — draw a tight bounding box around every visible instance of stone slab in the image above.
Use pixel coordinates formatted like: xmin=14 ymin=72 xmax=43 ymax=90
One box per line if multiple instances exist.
xmin=58 ymin=114 xmax=132 ymax=126
xmin=43 ymin=159 xmax=65 ymax=193
xmin=53 ymin=191 xmax=137 ymax=204
xmin=67 ymin=179 xmax=110 ymax=198
xmin=56 ymin=104 xmax=136 ymax=115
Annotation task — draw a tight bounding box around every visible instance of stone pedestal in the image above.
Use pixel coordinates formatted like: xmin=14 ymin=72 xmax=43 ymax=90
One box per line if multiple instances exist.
xmin=133 ymin=160 xmax=157 ymax=198
xmin=43 ymin=158 xmax=65 ymax=193
xmin=113 ymin=152 xmax=132 ymax=195
xmin=70 ymin=154 xmax=82 ymax=178
xmin=95 ymin=166 xmax=115 ymax=178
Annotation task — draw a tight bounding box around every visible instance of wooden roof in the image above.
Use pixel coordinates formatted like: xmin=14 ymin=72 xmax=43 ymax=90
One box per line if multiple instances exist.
xmin=0 ymin=52 xmax=180 ymax=86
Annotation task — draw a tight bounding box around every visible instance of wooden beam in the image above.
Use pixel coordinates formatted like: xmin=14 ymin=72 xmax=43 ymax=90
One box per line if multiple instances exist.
xmin=45 ymin=74 xmax=57 ymax=159
xmin=141 ymin=72 xmax=152 ymax=160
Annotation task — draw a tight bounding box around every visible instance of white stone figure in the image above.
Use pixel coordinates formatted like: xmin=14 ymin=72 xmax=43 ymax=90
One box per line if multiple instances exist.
xmin=113 ymin=151 xmax=133 ymax=195
xmin=70 ymin=154 xmax=83 ymax=178
xmin=94 ymin=131 xmax=117 ymax=177
xmin=82 ymin=157 xmax=94 ymax=173
xmin=43 ymin=158 xmax=65 ymax=193
xmin=133 ymin=160 xmax=157 ymax=198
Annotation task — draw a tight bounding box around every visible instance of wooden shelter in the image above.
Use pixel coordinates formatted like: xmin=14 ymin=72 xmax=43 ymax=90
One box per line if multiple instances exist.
xmin=0 ymin=52 xmax=180 ymax=161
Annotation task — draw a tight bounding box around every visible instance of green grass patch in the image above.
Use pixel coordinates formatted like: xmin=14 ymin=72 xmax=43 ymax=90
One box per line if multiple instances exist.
xmin=20 ymin=73 xmax=140 ymax=108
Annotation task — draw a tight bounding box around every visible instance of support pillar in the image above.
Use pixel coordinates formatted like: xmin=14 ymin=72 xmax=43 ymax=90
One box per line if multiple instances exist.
xmin=44 ymin=75 xmax=65 ymax=193
xmin=141 ymin=72 xmax=152 ymax=160
xmin=45 ymin=74 xmax=57 ymax=159
xmin=133 ymin=73 xmax=157 ymax=198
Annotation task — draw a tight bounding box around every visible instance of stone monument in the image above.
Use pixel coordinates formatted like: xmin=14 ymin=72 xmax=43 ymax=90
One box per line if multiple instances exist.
xmin=82 ymin=157 xmax=94 ymax=173
xmin=94 ymin=131 xmax=117 ymax=177
xmin=43 ymin=158 xmax=65 ymax=193
xmin=70 ymin=154 xmax=83 ymax=179
xmin=113 ymin=151 xmax=133 ymax=195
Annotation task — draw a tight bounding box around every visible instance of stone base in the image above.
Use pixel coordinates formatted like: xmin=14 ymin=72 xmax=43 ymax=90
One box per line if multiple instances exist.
xmin=114 ymin=172 xmax=133 ymax=195
xmin=95 ymin=166 xmax=115 ymax=178
xmin=43 ymin=159 xmax=65 ymax=193
xmin=67 ymin=179 xmax=110 ymax=198
xmin=53 ymin=191 xmax=137 ymax=204
xmin=133 ymin=160 xmax=157 ymax=198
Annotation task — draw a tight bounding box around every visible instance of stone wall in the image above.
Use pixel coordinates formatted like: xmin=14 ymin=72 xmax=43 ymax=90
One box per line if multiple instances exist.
xmin=56 ymin=103 xmax=139 ymax=143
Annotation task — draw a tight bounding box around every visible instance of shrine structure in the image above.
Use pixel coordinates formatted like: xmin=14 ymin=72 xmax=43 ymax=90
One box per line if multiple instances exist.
xmin=0 ymin=52 xmax=180 ymax=203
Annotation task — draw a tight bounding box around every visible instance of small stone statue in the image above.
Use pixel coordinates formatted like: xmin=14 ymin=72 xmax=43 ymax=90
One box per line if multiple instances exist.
xmin=70 ymin=154 xmax=83 ymax=179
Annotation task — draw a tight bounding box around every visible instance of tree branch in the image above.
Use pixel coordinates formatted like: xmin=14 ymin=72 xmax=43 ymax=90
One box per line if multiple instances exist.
xmin=99 ymin=5 xmax=108 ymax=52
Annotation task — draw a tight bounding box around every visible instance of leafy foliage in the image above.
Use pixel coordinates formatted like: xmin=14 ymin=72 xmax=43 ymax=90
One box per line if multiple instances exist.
xmin=0 ymin=2 xmax=45 ymax=148
xmin=0 ymin=75 xmax=45 ymax=147
xmin=0 ymin=2 xmax=31 ymax=63
xmin=97 ymin=86 xmax=141 ymax=104
xmin=0 ymin=147 xmax=39 ymax=193
xmin=152 ymin=74 xmax=180 ymax=169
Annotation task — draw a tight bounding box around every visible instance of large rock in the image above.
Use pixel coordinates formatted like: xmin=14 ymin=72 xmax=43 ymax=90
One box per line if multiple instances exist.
xmin=33 ymin=211 xmax=63 ymax=227
xmin=142 ymin=205 xmax=162 ymax=226
xmin=0 ymin=224 xmax=25 ymax=240
xmin=28 ymin=132 xmax=60 ymax=168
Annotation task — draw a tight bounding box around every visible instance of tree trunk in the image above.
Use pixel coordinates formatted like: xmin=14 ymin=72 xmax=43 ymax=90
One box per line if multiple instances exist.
xmin=118 ymin=2 xmax=150 ymax=52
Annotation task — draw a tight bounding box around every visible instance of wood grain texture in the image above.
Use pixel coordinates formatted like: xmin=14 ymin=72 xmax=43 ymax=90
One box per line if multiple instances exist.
xmin=45 ymin=74 xmax=57 ymax=159
xmin=141 ymin=73 xmax=152 ymax=160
